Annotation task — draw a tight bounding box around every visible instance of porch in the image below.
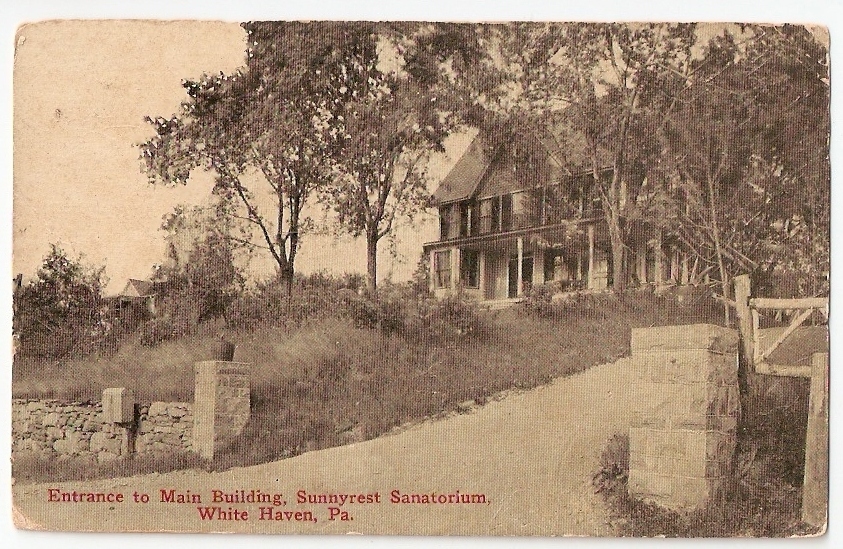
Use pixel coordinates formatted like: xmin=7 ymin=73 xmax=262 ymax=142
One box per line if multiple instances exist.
xmin=425 ymin=220 xmax=611 ymax=302
xmin=424 ymin=219 xmax=694 ymax=304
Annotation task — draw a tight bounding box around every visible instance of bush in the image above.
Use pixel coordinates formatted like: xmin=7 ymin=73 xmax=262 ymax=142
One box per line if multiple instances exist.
xmin=139 ymin=317 xmax=175 ymax=346
xmin=592 ymin=433 xmax=629 ymax=497
xmin=522 ymin=282 xmax=556 ymax=317
xmin=521 ymin=285 xmax=722 ymax=328
xmin=420 ymin=293 xmax=486 ymax=340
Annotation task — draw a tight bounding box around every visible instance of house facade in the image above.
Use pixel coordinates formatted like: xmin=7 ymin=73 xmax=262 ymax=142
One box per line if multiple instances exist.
xmin=424 ymin=132 xmax=690 ymax=302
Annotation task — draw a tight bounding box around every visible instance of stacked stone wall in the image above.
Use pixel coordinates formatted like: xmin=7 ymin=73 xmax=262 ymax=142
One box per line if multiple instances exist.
xmin=12 ymin=399 xmax=193 ymax=463
xmin=627 ymin=324 xmax=740 ymax=511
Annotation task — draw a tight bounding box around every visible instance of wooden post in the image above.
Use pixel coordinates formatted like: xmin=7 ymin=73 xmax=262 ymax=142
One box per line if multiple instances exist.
xmin=802 ymin=352 xmax=829 ymax=529
xmin=587 ymin=224 xmax=595 ymax=290
xmin=733 ymin=275 xmax=754 ymax=369
xmin=516 ymin=237 xmax=524 ymax=297
xmin=478 ymin=252 xmax=486 ymax=297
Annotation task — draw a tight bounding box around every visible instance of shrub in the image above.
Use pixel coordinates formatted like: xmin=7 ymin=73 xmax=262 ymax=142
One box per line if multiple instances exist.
xmin=522 ymin=282 xmax=556 ymax=317
xmin=520 ymin=285 xmax=722 ymax=327
xmin=139 ymin=317 xmax=175 ymax=346
xmin=592 ymin=433 xmax=630 ymax=497
xmin=411 ymin=292 xmax=487 ymax=342
xmin=224 ymin=292 xmax=268 ymax=331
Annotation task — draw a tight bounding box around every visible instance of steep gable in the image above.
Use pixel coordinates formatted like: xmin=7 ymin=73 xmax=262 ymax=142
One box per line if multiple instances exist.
xmin=120 ymin=279 xmax=153 ymax=297
xmin=431 ymin=134 xmax=491 ymax=205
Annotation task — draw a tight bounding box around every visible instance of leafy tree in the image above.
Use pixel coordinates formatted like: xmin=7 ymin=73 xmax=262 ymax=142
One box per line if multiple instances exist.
xmin=741 ymin=25 xmax=830 ymax=296
xmin=420 ymin=23 xmax=697 ymax=290
xmin=541 ymin=23 xmax=696 ymax=290
xmin=322 ymin=31 xmax=451 ymax=293
xmin=13 ymin=244 xmax=108 ymax=358
xmin=155 ymin=202 xmax=247 ymax=325
xmin=141 ymin=23 xmax=350 ymax=296
xmin=654 ymin=25 xmax=829 ymax=308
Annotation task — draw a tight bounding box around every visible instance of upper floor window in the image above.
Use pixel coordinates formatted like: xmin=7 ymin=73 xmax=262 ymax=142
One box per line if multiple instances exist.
xmin=500 ymin=194 xmax=513 ymax=231
xmin=439 ymin=205 xmax=460 ymax=240
xmin=459 ymin=202 xmax=479 ymax=237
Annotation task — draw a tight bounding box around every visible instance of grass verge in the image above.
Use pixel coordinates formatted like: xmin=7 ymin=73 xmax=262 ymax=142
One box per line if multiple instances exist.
xmin=592 ymin=432 xmax=821 ymax=537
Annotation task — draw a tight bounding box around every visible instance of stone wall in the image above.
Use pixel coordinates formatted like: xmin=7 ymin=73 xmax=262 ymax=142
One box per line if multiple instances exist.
xmin=627 ymin=324 xmax=740 ymax=511
xmin=12 ymin=399 xmax=193 ymax=463
xmin=136 ymin=402 xmax=194 ymax=454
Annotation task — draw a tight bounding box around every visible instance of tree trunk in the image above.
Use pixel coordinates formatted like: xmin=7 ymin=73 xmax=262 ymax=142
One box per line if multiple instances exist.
xmin=610 ymin=225 xmax=626 ymax=291
xmin=366 ymin=233 xmax=378 ymax=295
xmin=706 ymin=175 xmax=730 ymax=325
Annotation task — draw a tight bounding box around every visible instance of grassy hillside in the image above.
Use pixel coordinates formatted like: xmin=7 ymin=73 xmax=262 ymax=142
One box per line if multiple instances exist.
xmin=14 ymin=288 xmax=725 ymax=479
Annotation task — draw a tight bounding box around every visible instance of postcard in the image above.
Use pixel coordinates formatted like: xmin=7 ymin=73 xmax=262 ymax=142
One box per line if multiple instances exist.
xmin=10 ymin=20 xmax=829 ymax=537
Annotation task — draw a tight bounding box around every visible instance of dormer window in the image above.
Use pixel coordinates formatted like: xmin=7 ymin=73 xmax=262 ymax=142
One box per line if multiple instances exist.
xmin=439 ymin=205 xmax=459 ymax=240
xmin=459 ymin=202 xmax=478 ymax=237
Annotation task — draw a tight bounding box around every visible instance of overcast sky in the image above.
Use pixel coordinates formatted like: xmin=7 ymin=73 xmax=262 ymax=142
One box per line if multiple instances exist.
xmin=13 ymin=21 xmax=464 ymax=293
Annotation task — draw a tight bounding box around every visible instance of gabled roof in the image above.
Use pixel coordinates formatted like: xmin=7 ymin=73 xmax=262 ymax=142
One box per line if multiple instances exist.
xmin=120 ymin=279 xmax=154 ymax=297
xmin=432 ymin=134 xmax=492 ymax=205
xmin=536 ymin=123 xmax=614 ymax=176
xmin=432 ymin=124 xmax=613 ymax=206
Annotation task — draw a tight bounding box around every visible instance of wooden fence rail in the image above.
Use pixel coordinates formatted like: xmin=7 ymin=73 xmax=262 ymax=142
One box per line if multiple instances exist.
xmin=733 ymin=274 xmax=828 ymax=530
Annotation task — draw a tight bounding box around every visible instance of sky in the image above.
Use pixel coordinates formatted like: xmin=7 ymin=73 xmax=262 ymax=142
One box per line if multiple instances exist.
xmin=9 ymin=21 xmax=832 ymax=295
xmin=13 ymin=21 xmax=470 ymax=294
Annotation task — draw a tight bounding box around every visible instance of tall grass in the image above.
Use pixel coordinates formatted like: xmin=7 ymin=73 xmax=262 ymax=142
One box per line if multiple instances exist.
xmin=14 ymin=286 xmax=726 ymax=480
xmin=592 ymin=432 xmax=816 ymax=537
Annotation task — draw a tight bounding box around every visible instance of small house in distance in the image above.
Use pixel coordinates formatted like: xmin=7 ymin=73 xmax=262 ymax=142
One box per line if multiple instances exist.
xmin=105 ymin=278 xmax=161 ymax=317
xmin=423 ymin=129 xmax=692 ymax=304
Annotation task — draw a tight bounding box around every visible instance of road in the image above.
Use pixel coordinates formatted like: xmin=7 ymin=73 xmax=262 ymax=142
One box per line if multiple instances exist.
xmin=13 ymin=357 xmax=637 ymax=536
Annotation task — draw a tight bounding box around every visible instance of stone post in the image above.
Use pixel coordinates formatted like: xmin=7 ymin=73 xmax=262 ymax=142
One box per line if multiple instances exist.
xmin=628 ymin=324 xmax=740 ymax=511
xmin=193 ymin=361 xmax=250 ymax=460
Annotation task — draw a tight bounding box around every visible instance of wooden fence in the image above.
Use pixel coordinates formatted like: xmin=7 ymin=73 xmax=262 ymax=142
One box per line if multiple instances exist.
xmin=733 ymin=274 xmax=828 ymax=529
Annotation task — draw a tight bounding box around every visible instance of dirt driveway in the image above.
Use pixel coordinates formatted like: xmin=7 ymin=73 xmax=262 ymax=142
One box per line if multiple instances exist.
xmin=13 ymin=358 xmax=638 ymax=536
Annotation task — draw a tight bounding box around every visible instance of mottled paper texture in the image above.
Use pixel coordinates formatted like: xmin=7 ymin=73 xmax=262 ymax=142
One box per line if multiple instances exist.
xmin=11 ymin=21 xmax=829 ymax=536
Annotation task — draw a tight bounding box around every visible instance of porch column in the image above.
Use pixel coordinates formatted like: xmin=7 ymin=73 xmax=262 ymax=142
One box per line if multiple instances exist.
xmin=636 ymin=240 xmax=646 ymax=285
xmin=587 ymin=224 xmax=595 ymax=290
xmin=451 ymin=247 xmax=460 ymax=291
xmin=517 ymin=237 xmax=524 ymax=297
xmin=478 ymin=252 xmax=486 ymax=297
xmin=428 ymin=248 xmax=436 ymax=293
xmin=670 ymin=246 xmax=680 ymax=283
xmin=654 ymin=229 xmax=664 ymax=285
xmin=534 ymin=248 xmax=545 ymax=285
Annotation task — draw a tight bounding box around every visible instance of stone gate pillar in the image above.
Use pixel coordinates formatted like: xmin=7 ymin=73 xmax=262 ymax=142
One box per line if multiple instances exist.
xmin=628 ymin=324 xmax=740 ymax=510
xmin=193 ymin=361 xmax=250 ymax=460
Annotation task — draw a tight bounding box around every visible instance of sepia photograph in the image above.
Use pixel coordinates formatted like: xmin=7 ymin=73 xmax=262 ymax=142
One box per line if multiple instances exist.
xmin=9 ymin=19 xmax=829 ymax=538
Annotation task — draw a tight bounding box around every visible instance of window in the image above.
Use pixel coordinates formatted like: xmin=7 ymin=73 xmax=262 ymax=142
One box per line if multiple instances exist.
xmin=434 ymin=251 xmax=452 ymax=289
xmin=511 ymin=191 xmax=533 ymax=228
xmin=480 ymin=198 xmax=494 ymax=233
xmin=501 ymin=194 xmax=513 ymax=231
xmin=460 ymin=250 xmax=480 ymax=288
xmin=449 ymin=207 xmax=460 ymax=239
xmin=439 ymin=205 xmax=459 ymax=240
xmin=460 ymin=202 xmax=479 ymax=237
xmin=439 ymin=206 xmax=451 ymax=240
